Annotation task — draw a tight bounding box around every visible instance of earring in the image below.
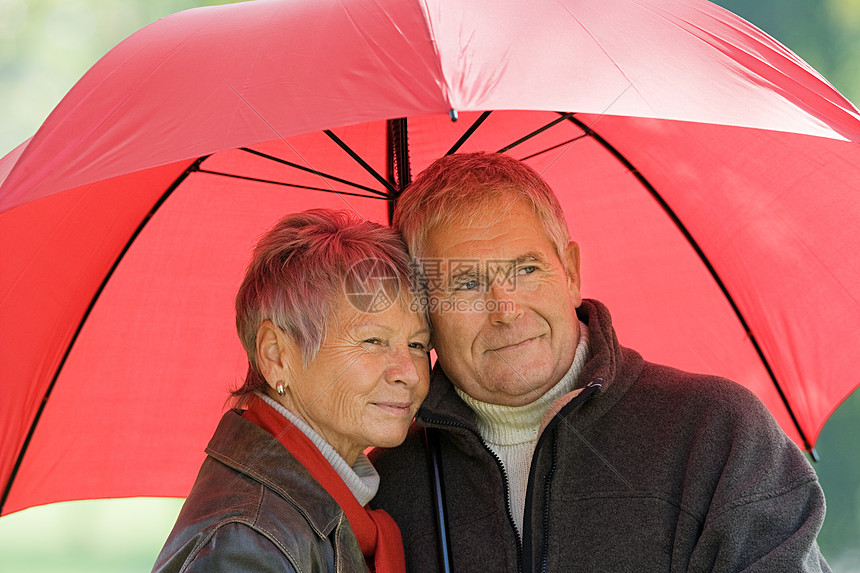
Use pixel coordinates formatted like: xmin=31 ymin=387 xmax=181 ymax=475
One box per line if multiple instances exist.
xmin=276 ymin=381 xmax=286 ymax=396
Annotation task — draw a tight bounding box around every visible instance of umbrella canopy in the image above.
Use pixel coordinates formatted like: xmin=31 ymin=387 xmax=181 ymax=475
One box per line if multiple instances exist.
xmin=2 ymin=0 xmax=860 ymax=516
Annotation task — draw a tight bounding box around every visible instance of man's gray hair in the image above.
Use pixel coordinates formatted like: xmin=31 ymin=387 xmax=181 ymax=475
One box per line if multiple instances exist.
xmin=393 ymin=152 xmax=571 ymax=261
xmin=232 ymin=209 xmax=418 ymax=404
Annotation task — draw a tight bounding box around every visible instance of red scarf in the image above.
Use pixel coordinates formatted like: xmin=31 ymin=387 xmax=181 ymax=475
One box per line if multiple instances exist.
xmin=244 ymin=396 xmax=406 ymax=573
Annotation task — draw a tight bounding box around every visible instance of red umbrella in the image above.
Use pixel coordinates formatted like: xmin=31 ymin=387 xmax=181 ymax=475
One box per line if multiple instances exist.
xmin=2 ymin=0 xmax=859 ymax=516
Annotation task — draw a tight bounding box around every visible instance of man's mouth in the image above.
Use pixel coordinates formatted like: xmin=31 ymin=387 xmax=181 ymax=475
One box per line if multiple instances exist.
xmin=488 ymin=336 xmax=539 ymax=353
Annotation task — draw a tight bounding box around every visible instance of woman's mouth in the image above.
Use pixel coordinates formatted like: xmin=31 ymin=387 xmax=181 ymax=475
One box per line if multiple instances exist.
xmin=372 ymin=402 xmax=413 ymax=416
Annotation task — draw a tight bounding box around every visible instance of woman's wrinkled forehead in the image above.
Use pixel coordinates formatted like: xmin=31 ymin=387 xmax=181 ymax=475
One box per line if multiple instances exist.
xmin=327 ymin=288 xmax=430 ymax=337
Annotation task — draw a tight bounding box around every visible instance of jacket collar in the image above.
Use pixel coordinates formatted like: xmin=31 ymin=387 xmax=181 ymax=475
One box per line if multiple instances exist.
xmin=204 ymin=409 xmax=345 ymax=537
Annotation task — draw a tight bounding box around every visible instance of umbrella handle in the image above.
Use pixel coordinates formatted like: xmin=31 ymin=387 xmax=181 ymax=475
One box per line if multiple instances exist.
xmin=424 ymin=427 xmax=454 ymax=573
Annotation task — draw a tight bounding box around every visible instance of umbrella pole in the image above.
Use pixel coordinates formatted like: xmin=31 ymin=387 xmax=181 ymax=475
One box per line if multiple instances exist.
xmin=387 ymin=118 xmax=411 ymax=223
xmin=393 ymin=119 xmax=454 ymax=571
xmin=424 ymin=427 xmax=455 ymax=573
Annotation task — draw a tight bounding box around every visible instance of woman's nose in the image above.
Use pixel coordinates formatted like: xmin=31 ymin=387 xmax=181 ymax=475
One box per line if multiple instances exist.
xmin=386 ymin=346 xmax=422 ymax=386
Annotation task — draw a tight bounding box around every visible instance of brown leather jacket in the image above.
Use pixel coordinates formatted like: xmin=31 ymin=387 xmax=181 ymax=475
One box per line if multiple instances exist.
xmin=153 ymin=409 xmax=366 ymax=572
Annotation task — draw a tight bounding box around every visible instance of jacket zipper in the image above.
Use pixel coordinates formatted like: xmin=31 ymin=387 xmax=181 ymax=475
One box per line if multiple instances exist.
xmin=539 ymin=432 xmax=559 ymax=573
xmin=424 ymin=377 xmax=603 ymax=573
xmin=422 ymin=417 xmax=524 ymax=572
xmin=522 ymin=378 xmax=603 ymax=573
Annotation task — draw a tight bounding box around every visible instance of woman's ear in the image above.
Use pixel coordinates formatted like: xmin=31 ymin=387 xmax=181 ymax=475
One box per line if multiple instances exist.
xmin=255 ymin=320 xmax=295 ymax=389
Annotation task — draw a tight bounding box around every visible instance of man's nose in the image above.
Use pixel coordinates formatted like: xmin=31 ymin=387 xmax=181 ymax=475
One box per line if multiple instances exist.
xmin=487 ymin=282 xmax=523 ymax=325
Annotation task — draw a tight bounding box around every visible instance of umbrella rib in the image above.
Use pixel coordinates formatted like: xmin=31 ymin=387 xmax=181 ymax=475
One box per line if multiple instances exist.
xmin=517 ymin=134 xmax=589 ymax=162
xmin=0 ymin=157 xmax=210 ymax=515
xmin=196 ymin=168 xmax=388 ymax=200
xmin=238 ymin=148 xmax=388 ymax=197
xmin=447 ymin=111 xmax=493 ymax=155
xmin=324 ymin=130 xmax=397 ymax=196
xmin=562 ymin=114 xmax=817 ymax=458
xmin=497 ymin=112 xmax=576 ymax=154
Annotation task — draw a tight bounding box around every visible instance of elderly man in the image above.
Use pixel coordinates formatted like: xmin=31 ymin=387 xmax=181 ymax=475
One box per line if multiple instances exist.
xmin=370 ymin=152 xmax=829 ymax=572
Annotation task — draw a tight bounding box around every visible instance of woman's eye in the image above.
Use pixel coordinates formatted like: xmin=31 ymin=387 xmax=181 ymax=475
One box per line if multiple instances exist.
xmin=363 ymin=338 xmax=382 ymax=345
xmin=517 ymin=265 xmax=537 ymax=275
xmin=409 ymin=342 xmax=427 ymax=351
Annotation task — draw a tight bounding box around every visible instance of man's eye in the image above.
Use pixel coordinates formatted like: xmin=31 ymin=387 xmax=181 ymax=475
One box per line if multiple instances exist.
xmin=517 ymin=265 xmax=537 ymax=275
xmin=363 ymin=338 xmax=382 ymax=345
xmin=456 ymin=279 xmax=479 ymax=291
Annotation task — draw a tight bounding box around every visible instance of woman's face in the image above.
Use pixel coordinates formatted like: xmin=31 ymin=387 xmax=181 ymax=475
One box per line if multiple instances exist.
xmin=279 ymin=295 xmax=431 ymax=465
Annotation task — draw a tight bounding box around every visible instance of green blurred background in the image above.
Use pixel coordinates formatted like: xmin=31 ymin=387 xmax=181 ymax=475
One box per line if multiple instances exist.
xmin=1 ymin=0 xmax=858 ymax=571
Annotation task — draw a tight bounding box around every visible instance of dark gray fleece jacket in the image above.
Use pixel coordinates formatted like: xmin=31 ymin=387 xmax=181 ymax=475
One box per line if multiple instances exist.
xmin=371 ymin=299 xmax=829 ymax=572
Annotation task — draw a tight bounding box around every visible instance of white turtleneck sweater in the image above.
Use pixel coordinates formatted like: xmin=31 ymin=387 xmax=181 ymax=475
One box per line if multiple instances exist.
xmin=255 ymin=391 xmax=380 ymax=507
xmin=455 ymin=323 xmax=590 ymax=538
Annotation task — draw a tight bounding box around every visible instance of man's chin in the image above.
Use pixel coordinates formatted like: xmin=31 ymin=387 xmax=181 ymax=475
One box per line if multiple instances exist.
xmin=444 ymin=359 xmax=558 ymax=405
xmin=474 ymin=376 xmax=558 ymax=406
xmin=484 ymin=364 xmax=559 ymax=398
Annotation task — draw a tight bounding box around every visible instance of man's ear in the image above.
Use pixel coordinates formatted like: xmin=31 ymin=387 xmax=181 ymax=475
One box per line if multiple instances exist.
xmin=563 ymin=241 xmax=582 ymax=308
xmin=255 ymin=320 xmax=296 ymax=390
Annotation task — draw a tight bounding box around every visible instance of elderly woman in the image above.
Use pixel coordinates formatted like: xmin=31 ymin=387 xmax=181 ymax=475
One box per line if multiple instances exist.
xmin=153 ymin=209 xmax=430 ymax=573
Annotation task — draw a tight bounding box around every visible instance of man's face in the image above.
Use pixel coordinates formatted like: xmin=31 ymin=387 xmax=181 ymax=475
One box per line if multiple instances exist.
xmin=423 ymin=197 xmax=582 ymax=406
